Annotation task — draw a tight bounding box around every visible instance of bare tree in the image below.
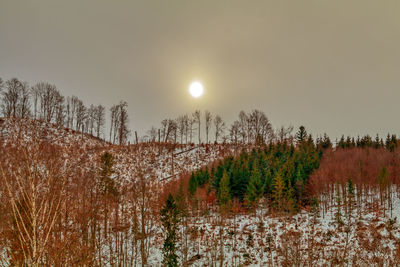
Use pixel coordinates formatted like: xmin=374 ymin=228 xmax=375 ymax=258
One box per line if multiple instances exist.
xmin=176 ymin=115 xmax=186 ymax=144
xmin=65 ymin=96 xmax=79 ymax=129
xmin=109 ymin=105 xmax=118 ymax=143
xmin=238 ymin=111 xmax=248 ymax=144
xmin=118 ymin=101 xmax=130 ymax=145
xmin=31 ymin=84 xmax=40 ymax=119
xmin=276 ymin=125 xmax=294 ymax=143
xmin=147 ymin=126 xmax=158 ymax=142
xmin=205 ymin=110 xmax=212 ymax=144
xmin=1 ymin=78 xmax=24 ymax=117
xmin=54 ymin=93 xmax=65 ymax=126
xmin=161 ymin=119 xmax=177 ymax=143
xmin=18 ymin=81 xmax=31 ymax=119
xmin=86 ymin=104 xmax=96 ymax=135
xmin=94 ymin=105 xmax=105 ymax=138
xmin=0 ymin=140 xmax=67 ymax=266
xmin=248 ymin=109 xmax=273 ymax=144
xmin=214 ymin=115 xmax=225 ymax=143
xmin=110 ymin=101 xmax=130 ymax=145
xmin=193 ymin=110 xmax=201 ymax=144
xmin=230 ymin=120 xmax=241 ymax=145
xmin=75 ymin=99 xmax=86 ymax=132
xmin=188 ymin=117 xmax=194 ymax=143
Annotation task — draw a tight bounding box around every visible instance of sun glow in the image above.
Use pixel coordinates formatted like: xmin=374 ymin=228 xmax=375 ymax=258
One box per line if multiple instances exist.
xmin=189 ymin=81 xmax=204 ymax=98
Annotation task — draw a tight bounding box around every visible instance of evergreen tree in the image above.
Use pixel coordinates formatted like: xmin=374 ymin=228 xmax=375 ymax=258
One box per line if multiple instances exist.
xmin=245 ymin=163 xmax=264 ymax=209
xmin=273 ymin=174 xmax=285 ymax=211
xmin=188 ymin=173 xmax=197 ymax=196
xmin=285 ymin=181 xmax=296 ymax=213
xmin=295 ymin=126 xmax=307 ymax=145
xmin=175 ymin=182 xmax=188 ymax=217
xmin=347 ymin=178 xmax=355 ymax=220
xmin=377 ymin=166 xmax=389 ymax=206
xmin=218 ymin=171 xmax=231 ymax=213
xmin=334 ymin=190 xmax=343 ymax=227
xmin=337 ymin=135 xmax=345 ymax=149
xmin=161 ymin=194 xmax=181 ymax=267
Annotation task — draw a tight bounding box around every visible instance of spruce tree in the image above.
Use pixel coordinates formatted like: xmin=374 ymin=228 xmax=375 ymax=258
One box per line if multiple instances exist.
xmin=347 ymin=178 xmax=354 ymax=221
xmin=161 ymin=194 xmax=181 ymax=267
xmin=188 ymin=173 xmax=197 ymax=196
xmin=285 ymin=181 xmax=296 ymax=213
xmin=273 ymin=174 xmax=285 ymax=211
xmin=218 ymin=171 xmax=231 ymax=213
xmin=245 ymin=163 xmax=264 ymax=209
xmin=295 ymin=126 xmax=307 ymax=145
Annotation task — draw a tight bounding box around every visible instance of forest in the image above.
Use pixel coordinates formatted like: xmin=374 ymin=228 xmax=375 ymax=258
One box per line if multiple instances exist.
xmin=1 ymin=76 xmax=400 ymax=266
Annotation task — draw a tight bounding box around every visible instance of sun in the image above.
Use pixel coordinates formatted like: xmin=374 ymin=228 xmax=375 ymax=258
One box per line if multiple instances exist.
xmin=189 ymin=81 xmax=204 ymax=98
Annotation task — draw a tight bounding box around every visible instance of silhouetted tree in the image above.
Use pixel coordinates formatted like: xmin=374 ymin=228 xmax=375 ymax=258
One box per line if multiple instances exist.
xmin=214 ymin=115 xmax=225 ymax=143
xmin=205 ymin=110 xmax=212 ymax=144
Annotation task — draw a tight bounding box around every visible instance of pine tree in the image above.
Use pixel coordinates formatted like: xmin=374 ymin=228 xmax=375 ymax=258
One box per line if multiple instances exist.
xmin=347 ymin=178 xmax=354 ymax=220
xmin=273 ymin=174 xmax=285 ymax=211
xmin=377 ymin=166 xmax=389 ymax=208
xmin=218 ymin=171 xmax=231 ymax=213
xmin=175 ymin=182 xmax=188 ymax=217
xmin=188 ymin=173 xmax=197 ymax=196
xmin=334 ymin=190 xmax=343 ymax=227
xmin=295 ymin=126 xmax=307 ymax=145
xmin=245 ymin=163 xmax=264 ymax=209
xmin=285 ymin=181 xmax=296 ymax=213
xmin=161 ymin=194 xmax=181 ymax=267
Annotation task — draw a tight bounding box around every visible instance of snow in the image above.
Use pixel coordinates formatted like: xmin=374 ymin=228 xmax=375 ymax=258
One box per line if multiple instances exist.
xmin=3 ymin=118 xmax=400 ymax=266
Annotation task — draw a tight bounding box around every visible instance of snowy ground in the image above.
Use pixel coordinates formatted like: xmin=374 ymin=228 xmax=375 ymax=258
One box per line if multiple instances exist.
xmin=0 ymin=118 xmax=230 ymax=184
xmin=146 ymin=192 xmax=400 ymax=266
xmin=4 ymin=118 xmax=400 ymax=266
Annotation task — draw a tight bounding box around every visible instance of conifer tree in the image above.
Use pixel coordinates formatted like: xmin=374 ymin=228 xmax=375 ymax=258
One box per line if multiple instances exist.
xmin=295 ymin=126 xmax=307 ymax=145
xmin=337 ymin=135 xmax=345 ymax=148
xmin=285 ymin=181 xmax=296 ymax=213
xmin=188 ymin=173 xmax=197 ymax=196
xmin=161 ymin=194 xmax=181 ymax=267
xmin=377 ymin=166 xmax=389 ymax=209
xmin=175 ymin=182 xmax=188 ymax=217
xmin=245 ymin=164 xmax=264 ymax=209
xmin=218 ymin=171 xmax=231 ymax=213
xmin=347 ymin=178 xmax=354 ymax=220
xmin=273 ymin=174 xmax=285 ymax=211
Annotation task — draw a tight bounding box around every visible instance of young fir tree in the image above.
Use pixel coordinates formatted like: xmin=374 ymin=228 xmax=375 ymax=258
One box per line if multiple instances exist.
xmin=273 ymin=174 xmax=285 ymax=212
xmin=218 ymin=171 xmax=231 ymax=213
xmin=175 ymin=181 xmax=188 ymax=217
xmin=377 ymin=166 xmax=389 ymax=208
xmin=285 ymin=181 xmax=296 ymax=213
xmin=188 ymin=173 xmax=197 ymax=196
xmin=245 ymin=163 xmax=264 ymax=209
xmin=334 ymin=189 xmax=344 ymax=227
xmin=347 ymin=178 xmax=355 ymax=221
xmin=161 ymin=194 xmax=181 ymax=267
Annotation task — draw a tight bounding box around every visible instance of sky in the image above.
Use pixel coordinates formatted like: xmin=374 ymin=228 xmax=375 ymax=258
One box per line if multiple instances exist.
xmin=0 ymin=0 xmax=399 ymax=141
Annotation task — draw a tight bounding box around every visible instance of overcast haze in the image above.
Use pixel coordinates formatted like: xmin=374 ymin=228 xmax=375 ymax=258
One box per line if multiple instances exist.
xmin=1 ymin=0 xmax=399 ymax=140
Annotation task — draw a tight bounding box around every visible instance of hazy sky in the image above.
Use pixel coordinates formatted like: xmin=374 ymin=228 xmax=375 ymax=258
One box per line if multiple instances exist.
xmin=1 ymin=0 xmax=399 ymax=140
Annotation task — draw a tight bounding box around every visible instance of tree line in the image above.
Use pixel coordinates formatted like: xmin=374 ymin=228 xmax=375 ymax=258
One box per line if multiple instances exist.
xmin=0 ymin=77 xmax=129 ymax=144
xmin=147 ymin=109 xmax=275 ymax=146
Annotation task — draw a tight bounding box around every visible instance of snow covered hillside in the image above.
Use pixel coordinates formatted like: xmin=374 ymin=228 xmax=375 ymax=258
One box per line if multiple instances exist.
xmin=0 ymin=117 xmax=229 ymax=183
xmin=145 ymin=190 xmax=400 ymax=266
